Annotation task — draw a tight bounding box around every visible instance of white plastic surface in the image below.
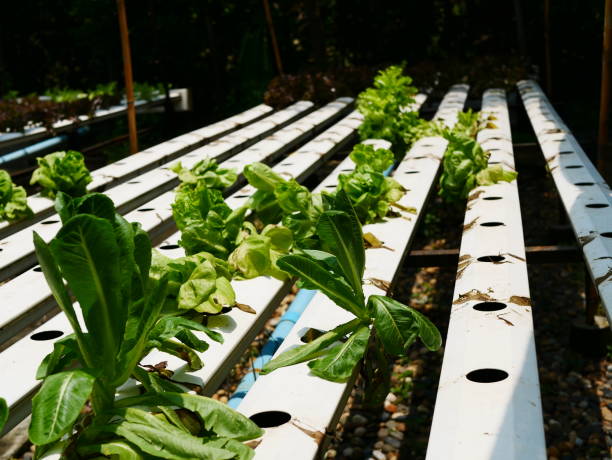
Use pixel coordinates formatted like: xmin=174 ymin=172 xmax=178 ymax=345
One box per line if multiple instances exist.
xmin=518 ymin=80 xmax=612 ymax=323
xmin=426 ymin=90 xmax=546 ymax=460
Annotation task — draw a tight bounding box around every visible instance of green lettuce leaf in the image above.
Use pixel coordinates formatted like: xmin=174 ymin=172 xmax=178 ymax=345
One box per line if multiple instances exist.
xmin=30 ymin=150 xmax=92 ymax=198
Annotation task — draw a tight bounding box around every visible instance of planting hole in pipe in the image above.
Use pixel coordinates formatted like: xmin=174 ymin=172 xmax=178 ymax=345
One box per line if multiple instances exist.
xmin=33 ymin=266 xmax=42 ymax=272
xmin=249 ymin=411 xmax=291 ymax=428
xmin=41 ymin=220 xmax=59 ymax=225
xmin=488 ymin=161 xmax=501 ymax=165
xmin=480 ymin=222 xmax=504 ymax=227
xmin=477 ymin=255 xmax=506 ymax=263
xmin=326 ymin=184 xmax=337 ymax=188
xmin=483 ymin=196 xmax=502 ymax=200
xmin=575 ymin=182 xmax=595 ymax=186
xmin=234 ymin=195 xmax=250 ymax=199
xmin=31 ymin=330 xmax=64 ymax=341
xmin=601 ymin=232 xmax=612 ymax=238
xmin=559 ymin=151 xmax=573 ymax=155
xmin=138 ymin=208 xmax=154 ymax=212
xmin=280 ymin=163 xmax=294 ymax=166
xmin=473 ymin=302 xmax=507 ymax=312
xmin=341 ymin=168 xmax=353 ymax=172
xmin=159 ymin=244 xmax=180 ymax=250
xmin=127 ymin=181 xmax=141 ymax=184
xmin=466 ymin=368 xmax=508 ymax=383
xmin=404 ymin=171 xmax=419 ymax=174
xmin=565 ymin=165 xmax=583 ymax=169
xmin=586 ymin=203 xmax=610 ymax=208
xmin=412 ymin=156 xmax=426 ymax=159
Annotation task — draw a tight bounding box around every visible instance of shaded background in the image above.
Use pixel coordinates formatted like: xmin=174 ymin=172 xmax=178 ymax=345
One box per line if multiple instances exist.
xmin=0 ymin=0 xmax=605 ymax=148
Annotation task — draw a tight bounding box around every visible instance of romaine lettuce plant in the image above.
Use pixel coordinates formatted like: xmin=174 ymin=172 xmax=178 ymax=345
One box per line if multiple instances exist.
xmin=262 ymin=192 xmax=441 ymax=389
xmin=0 ymin=169 xmax=33 ymax=222
xmin=30 ymin=150 xmax=92 ymax=198
xmin=31 ymin=192 xmax=263 ymax=459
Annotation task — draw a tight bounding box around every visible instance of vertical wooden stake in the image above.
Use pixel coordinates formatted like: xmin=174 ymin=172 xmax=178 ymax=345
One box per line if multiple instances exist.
xmin=262 ymin=0 xmax=284 ymax=76
xmin=544 ymin=0 xmax=552 ymax=96
xmin=598 ymin=0 xmax=612 ymax=177
xmin=117 ymin=0 xmax=138 ymax=154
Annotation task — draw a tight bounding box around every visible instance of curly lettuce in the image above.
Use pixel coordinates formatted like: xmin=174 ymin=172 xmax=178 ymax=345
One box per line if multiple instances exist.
xmin=150 ymin=250 xmax=236 ymax=314
xmin=356 ymin=65 xmax=421 ymax=158
xmin=171 ymin=158 xmax=237 ymax=191
xmin=0 ymin=170 xmax=33 ymax=222
xmin=30 ymin=150 xmax=92 ymax=198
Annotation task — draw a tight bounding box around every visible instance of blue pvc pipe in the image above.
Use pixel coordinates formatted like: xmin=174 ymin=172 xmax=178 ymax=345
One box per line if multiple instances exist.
xmin=227 ymin=158 xmax=397 ymax=408
xmin=0 ymin=126 xmax=89 ymax=165
xmin=227 ymin=288 xmax=317 ymax=408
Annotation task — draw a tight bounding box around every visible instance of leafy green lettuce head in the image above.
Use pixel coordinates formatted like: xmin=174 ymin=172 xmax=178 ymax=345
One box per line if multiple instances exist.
xmin=349 ymin=144 xmax=395 ymax=173
xmin=229 ymin=223 xmax=293 ymax=280
xmin=30 ymin=150 xmax=92 ymax=198
xmin=356 ymin=64 xmax=419 ymax=158
xmin=150 ymin=250 xmax=235 ymax=314
xmin=171 ymin=158 xmax=237 ymax=191
xmin=0 ymin=169 xmax=33 ymax=222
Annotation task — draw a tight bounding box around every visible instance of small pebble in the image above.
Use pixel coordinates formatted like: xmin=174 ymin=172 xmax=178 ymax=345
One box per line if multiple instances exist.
xmin=384 ymin=436 xmax=402 ymax=449
xmin=343 ymin=447 xmax=354 ymax=457
xmin=391 ymin=412 xmax=409 ymax=421
xmin=385 ymin=393 xmax=397 ymax=403
xmin=372 ymin=450 xmax=386 ymax=460
xmin=378 ymin=428 xmax=389 ymax=439
xmin=352 ymin=414 xmax=368 ymax=426
xmin=354 ymin=426 xmax=367 ymax=437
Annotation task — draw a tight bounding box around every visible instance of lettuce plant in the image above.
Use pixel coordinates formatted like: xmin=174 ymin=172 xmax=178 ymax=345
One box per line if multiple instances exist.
xmin=229 ymin=223 xmax=293 ymax=280
xmin=31 ymin=192 xmax=262 ymax=459
xmin=262 ymin=192 xmax=440 ymax=387
xmin=150 ymin=249 xmax=236 ymax=314
xmin=172 ymin=158 xmax=238 ymax=191
xmin=243 ymin=162 xmax=323 ymax=243
xmin=30 ymin=150 xmax=92 ymax=198
xmin=174 ymin=186 xmax=247 ymax=258
xmin=356 ymin=65 xmax=421 ymax=158
xmin=438 ymin=111 xmax=517 ymax=203
xmin=0 ymin=169 xmax=33 ymax=222
xmin=334 ymin=144 xmax=406 ymax=224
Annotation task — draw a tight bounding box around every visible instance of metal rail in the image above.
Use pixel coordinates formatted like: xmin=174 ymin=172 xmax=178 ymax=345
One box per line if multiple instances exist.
xmin=427 ymin=89 xmax=546 ymax=460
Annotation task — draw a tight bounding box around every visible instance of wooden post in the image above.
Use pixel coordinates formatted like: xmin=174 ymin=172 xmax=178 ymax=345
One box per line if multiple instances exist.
xmin=598 ymin=0 xmax=612 ymax=177
xmin=262 ymin=0 xmax=284 ymax=76
xmin=544 ymin=0 xmax=552 ymax=96
xmin=117 ymin=0 xmax=138 ymax=154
